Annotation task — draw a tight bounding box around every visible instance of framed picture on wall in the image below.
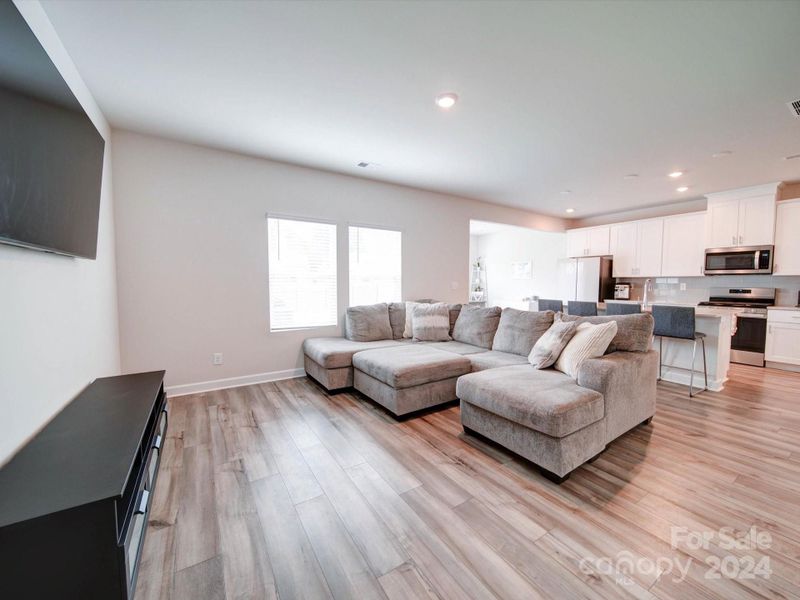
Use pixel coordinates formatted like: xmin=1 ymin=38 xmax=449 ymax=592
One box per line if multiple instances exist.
xmin=511 ymin=260 xmax=532 ymax=279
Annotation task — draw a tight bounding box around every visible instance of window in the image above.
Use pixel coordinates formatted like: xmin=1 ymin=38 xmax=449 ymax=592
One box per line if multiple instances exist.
xmin=349 ymin=226 xmax=402 ymax=307
xmin=268 ymin=217 xmax=337 ymax=330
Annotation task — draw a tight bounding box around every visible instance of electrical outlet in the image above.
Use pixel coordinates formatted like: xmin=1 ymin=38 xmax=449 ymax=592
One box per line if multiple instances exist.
xmin=680 ymin=283 xmax=687 ymax=291
xmin=451 ymin=281 xmax=459 ymax=290
xmin=212 ymin=353 xmax=223 ymax=366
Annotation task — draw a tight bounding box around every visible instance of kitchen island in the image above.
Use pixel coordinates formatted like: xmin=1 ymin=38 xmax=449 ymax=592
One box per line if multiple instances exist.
xmin=598 ymin=303 xmax=733 ymax=392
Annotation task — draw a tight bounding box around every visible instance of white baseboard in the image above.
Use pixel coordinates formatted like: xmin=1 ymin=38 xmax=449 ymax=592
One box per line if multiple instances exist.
xmin=658 ymin=367 xmax=726 ymax=392
xmin=166 ymin=368 xmax=306 ymax=397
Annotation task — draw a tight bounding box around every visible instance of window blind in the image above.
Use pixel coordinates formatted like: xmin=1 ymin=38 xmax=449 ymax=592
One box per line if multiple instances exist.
xmin=268 ymin=217 xmax=337 ymax=330
xmin=349 ymin=226 xmax=402 ymax=307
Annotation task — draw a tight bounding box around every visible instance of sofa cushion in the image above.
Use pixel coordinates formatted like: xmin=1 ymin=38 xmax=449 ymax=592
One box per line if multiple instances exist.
xmin=388 ymin=302 xmax=406 ymax=339
xmin=528 ymin=320 xmax=580 ymax=369
xmin=555 ymin=321 xmax=618 ymax=378
xmin=353 ymin=345 xmax=471 ymax=389
xmin=345 ymin=303 xmax=393 ymax=342
xmin=456 ymin=365 xmax=604 ymax=437
xmin=555 ymin=312 xmax=653 ymax=353
xmin=468 ymin=350 xmax=529 ymax=372
xmin=491 ymin=309 xmax=554 ymax=356
xmin=425 ymin=340 xmax=488 ymax=355
xmin=303 ymin=337 xmax=409 ymax=369
xmin=412 ymin=303 xmax=451 ymax=342
xmin=452 ymin=305 xmax=502 ymax=349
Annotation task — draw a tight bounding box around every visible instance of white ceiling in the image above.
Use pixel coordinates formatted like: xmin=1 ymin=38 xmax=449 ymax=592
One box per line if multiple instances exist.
xmin=41 ymin=0 xmax=800 ymax=218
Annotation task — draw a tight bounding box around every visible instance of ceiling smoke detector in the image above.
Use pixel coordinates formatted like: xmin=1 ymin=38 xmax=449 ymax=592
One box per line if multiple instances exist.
xmin=788 ymin=99 xmax=800 ymax=118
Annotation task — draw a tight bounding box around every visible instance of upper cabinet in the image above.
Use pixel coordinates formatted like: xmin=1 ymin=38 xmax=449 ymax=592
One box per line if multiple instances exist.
xmin=774 ymin=199 xmax=800 ymax=276
xmin=565 ymin=225 xmax=610 ymax=257
xmin=661 ymin=212 xmax=706 ymax=277
xmin=705 ymin=183 xmax=779 ymax=249
xmin=610 ymin=218 xmax=663 ymax=277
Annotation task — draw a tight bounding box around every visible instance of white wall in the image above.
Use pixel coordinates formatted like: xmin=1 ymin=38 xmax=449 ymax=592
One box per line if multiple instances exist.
xmin=0 ymin=1 xmax=120 ymax=465
xmin=473 ymin=227 xmax=566 ymax=309
xmin=111 ymin=130 xmax=565 ymax=392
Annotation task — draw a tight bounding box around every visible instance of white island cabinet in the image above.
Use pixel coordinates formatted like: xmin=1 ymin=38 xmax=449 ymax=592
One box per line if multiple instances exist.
xmin=766 ymin=308 xmax=800 ymax=368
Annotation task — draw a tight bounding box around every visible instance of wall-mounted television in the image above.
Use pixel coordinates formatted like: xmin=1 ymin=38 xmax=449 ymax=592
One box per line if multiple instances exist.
xmin=0 ymin=0 xmax=105 ymax=259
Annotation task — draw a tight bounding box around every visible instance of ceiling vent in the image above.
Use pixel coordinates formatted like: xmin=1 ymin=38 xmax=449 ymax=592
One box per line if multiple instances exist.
xmin=357 ymin=162 xmax=370 ymax=168
xmin=788 ymin=99 xmax=800 ymax=117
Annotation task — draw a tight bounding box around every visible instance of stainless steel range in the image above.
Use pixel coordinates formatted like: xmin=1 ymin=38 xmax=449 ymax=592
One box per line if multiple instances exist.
xmin=698 ymin=287 xmax=775 ymax=367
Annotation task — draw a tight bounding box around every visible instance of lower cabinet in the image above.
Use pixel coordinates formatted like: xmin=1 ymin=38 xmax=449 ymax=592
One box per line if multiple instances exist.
xmin=766 ymin=310 xmax=800 ymax=366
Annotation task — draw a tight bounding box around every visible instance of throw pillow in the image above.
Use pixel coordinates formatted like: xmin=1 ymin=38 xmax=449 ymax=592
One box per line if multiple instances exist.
xmin=452 ymin=305 xmax=502 ymax=349
xmin=388 ymin=302 xmax=406 ymax=339
xmin=403 ymin=301 xmax=426 ymax=338
xmin=411 ymin=303 xmax=451 ymax=342
xmin=492 ymin=308 xmax=555 ymax=357
xmin=345 ymin=303 xmax=392 ymax=342
xmin=528 ymin=320 xmax=579 ymax=369
xmin=555 ymin=312 xmax=653 ymax=353
xmin=555 ymin=320 xmax=618 ymax=378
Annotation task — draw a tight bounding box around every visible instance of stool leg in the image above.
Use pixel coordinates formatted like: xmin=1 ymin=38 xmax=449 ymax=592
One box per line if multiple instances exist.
xmin=658 ymin=336 xmax=663 ymax=381
xmin=702 ymin=337 xmax=708 ymax=390
xmin=689 ymin=338 xmax=697 ymax=398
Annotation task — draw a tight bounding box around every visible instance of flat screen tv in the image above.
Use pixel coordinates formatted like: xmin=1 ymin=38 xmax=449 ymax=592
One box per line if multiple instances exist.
xmin=0 ymin=0 xmax=105 ymax=259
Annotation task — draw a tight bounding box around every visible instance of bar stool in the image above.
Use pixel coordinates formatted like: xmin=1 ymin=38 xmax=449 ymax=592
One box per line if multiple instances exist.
xmin=652 ymin=305 xmax=708 ymax=397
xmin=606 ymin=302 xmax=642 ymax=315
xmin=537 ymin=299 xmax=563 ymax=312
xmin=568 ymin=301 xmax=598 ymax=316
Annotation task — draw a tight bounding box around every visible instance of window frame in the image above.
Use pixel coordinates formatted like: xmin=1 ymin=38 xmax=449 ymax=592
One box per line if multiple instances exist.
xmin=266 ymin=213 xmax=339 ymax=332
xmin=347 ymin=222 xmax=403 ymax=308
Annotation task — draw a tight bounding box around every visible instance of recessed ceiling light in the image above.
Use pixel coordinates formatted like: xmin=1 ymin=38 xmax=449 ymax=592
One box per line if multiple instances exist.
xmin=784 ymin=153 xmax=800 ymax=161
xmin=560 ymin=190 xmax=572 ymax=195
xmin=565 ymin=208 xmax=575 ymax=213
xmin=712 ymin=150 xmax=733 ymax=158
xmin=435 ymin=92 xmax=458 ymax=109
xmin=624 ymin=174 xmax=639 ymax=179
xmin=676 ymin=186 xmax=689 ymax=192
xmin=669 ymin=171 xmax=683 ymax=178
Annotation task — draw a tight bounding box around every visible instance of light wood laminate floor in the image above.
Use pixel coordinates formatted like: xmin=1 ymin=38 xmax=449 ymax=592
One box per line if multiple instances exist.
xmin=135 ymin=365 xmax=800 ymax=600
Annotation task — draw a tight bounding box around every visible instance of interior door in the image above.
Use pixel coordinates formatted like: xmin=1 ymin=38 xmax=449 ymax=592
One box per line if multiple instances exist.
xmin=706 ymin=200 xmax=740 ymax=248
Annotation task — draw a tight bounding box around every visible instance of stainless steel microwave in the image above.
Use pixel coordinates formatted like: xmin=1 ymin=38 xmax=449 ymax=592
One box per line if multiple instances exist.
xmin=704 ymin=245 xmax=773 ymax=275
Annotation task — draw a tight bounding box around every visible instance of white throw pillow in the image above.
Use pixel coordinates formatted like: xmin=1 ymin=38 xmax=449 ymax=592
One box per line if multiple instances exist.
xmin=528 ymin=320 xmax=579 ymax=369
xmin=403 ymin=301 xmax=425 ymax=338
xmin=555 ymin=321 xmax=618 ymax=379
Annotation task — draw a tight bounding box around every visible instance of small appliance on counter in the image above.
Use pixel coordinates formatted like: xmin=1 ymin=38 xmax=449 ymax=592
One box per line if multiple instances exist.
xmin=698 ymin=287 xmax=775 ymax=366
xmin=614 ymin=283 xmax=631 ymax=300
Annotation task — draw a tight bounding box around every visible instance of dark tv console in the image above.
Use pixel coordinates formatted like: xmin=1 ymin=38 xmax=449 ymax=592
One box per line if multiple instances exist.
xmin=0 ymin=371 xmax=167 ymax=599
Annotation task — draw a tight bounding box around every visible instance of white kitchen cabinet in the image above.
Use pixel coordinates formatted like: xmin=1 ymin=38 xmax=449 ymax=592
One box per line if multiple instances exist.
xmin=661 ymin=212 xmax=706 ymax=277
xmin=766 ymin=309 xmax=800 ymax=366
xmin=566 ymin=226 xmax=610 ymax=257
xmin=774 ymin=199 xmax=800 ymax=276
xmin=705 ymin=183 xmax=778 ymax=248
xmin=609 ymin=222 xmax=637 ymax=277
xmin=609 ymin=218 xmax=662 ymax=277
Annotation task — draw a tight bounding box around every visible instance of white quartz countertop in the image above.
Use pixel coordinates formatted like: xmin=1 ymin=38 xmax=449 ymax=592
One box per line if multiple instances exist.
xmin=768 ymin=306 xmax=800 ymax=311
xmin=598 ymin=301 xmax=722 ymax=319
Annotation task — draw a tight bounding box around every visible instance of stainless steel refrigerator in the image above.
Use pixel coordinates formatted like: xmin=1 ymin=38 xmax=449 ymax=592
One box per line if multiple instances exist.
xmin=557 ymin=256 xmax=615 ymax=303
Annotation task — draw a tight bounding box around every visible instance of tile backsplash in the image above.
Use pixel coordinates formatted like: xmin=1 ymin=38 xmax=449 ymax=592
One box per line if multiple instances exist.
xmin=619 ymin=275 xmax=800 ymax=307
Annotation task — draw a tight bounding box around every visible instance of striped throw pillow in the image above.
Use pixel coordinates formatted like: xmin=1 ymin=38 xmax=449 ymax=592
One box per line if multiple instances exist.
xmin=412 ymin=303 xmax=451 ymax=342
xmin=554 ymin=321 xmax=618 ymax=378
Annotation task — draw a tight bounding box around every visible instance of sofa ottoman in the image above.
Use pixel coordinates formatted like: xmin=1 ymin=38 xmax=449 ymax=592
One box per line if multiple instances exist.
xmin=353 ymin=345 xmax=471 ymax=416
xmin=457 ymin=365 xmax=607 ymax=480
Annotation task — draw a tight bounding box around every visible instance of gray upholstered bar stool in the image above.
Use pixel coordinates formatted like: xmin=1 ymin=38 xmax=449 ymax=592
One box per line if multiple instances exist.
xmin=537 ymin=299 xmax=563 ymax=312
xmin=568 ymin=301 xmax=598 ymax=316
xmin=606 ymin=302 xmax=642 ymax=315
xmin=652 ymin=305 xmax=708 ymax=397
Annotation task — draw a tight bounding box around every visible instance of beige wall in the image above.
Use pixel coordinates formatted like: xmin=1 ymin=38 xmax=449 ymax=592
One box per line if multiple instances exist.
xmin=1 ymin=1 xmax=120 ymax=465
xmin=111 ymin=130 xmax=565 ymax=392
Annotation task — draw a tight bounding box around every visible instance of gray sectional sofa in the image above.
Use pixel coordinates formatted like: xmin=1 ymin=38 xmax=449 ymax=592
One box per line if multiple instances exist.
xmin=303 ymin=301 xmax=657 ymax=482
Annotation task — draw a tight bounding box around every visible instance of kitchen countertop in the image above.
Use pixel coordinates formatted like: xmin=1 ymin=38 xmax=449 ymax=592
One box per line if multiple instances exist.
xmin=598 ymin=301 xmax=722 ymax=319
xmin=767 ymin=306 xmax=800 ymax=311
